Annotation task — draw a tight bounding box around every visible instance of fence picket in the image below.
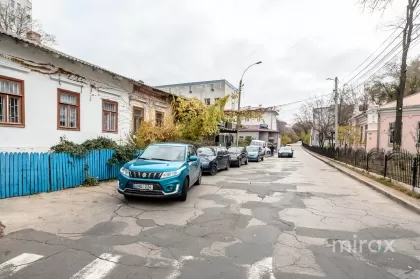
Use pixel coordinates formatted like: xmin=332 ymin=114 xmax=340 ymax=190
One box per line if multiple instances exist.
xmin=0 ymin=153 xmax=4 ymax=199
xmin=17 ymin=153 xmax=23 ymax=196
xmin=5 ymin=153 xmax=10 ymax=198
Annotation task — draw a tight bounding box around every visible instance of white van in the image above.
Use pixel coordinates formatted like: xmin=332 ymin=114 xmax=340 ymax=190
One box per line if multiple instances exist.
xmin=250 ymin=140 xmax=267 ymax=154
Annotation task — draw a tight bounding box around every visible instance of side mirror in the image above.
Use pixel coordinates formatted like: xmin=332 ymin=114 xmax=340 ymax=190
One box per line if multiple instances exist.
xmin=189 ymin=155 xmax=198 ymax=162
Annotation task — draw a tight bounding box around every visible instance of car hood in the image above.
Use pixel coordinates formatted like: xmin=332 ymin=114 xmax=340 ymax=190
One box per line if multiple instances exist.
xmin=199 ymin=155 xmax=216 ymax=162
xmin=125 ymin=159 xmax=185 ymax=172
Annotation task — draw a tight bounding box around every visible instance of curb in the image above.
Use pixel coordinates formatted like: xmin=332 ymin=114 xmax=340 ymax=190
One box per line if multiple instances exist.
xmin=303 ymin=148 xmax=420 ymax=215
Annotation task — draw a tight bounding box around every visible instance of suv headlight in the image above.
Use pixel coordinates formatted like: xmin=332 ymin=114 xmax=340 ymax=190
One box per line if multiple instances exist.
xmin=161 ymin=167 xmax=185 ymax=179
xmin=120 ymin=166 xmax=130 ymax=177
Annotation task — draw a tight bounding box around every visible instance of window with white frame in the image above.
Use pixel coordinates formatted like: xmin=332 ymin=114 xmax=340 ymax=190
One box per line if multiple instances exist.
xmin=204 ymin=98 xmax=211 ymax=105
xmin=102 ymin=100 xmax=118 ymax=133
xmin=58 ymin=89 xmax=79 ymax=130
xmin=389 ymin=122 xmax=395 ymax=144
xmin=417 ymin=122 xmax=420 ymax=144
xmin=0 ymin=76 xmax=24 ymax=126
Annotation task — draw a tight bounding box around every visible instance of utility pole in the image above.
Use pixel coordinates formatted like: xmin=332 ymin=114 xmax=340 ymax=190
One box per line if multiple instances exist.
xmin=334 ymin=77 xmax=339 ymax=148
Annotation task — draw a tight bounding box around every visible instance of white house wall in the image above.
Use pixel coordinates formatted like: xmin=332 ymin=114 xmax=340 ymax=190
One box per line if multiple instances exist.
xmin=241 ymin=111 xmax=278 ymax=130
xmin=158 ymin=81 xmax=237 ymax=111
xmin=0 ymin=36 xmax=136 ymax=151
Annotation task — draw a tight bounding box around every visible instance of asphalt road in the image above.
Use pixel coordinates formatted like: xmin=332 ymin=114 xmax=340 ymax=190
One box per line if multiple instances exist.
xmin=0 ymin=145 xmax=420 ymax=279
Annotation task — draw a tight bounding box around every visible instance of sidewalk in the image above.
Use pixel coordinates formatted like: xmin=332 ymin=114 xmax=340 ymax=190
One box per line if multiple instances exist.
xmin=304 ymin=148 xmax=420 ymax=215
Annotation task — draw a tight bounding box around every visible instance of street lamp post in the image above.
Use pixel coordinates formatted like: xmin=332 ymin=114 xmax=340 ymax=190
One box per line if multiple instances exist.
xmin=235 ymin=61 xmax=262 ymax=146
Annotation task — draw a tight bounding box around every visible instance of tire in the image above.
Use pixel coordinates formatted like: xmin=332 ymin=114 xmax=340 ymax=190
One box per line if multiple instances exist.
xmin=245 ymin=158 xmax=248 ymax=165
xmin=123 ymin=194 xmax=132 ymax=201
xmin=194 ymin=168 xmax=202 ymax=185
xmin=210 ymin=163 xmax=218 ymax=176
xmin=225 ymin=161 xmax=230 ymax=170
xmin=237 ymin=161 xmax=241 ymax=168
xmin=261 ymin=156 xmax=264 ymax=161
xmin=278 ymin=156 xmax=281 ymax=158
xmin=179 ymin=177 xmax=189 ymax=202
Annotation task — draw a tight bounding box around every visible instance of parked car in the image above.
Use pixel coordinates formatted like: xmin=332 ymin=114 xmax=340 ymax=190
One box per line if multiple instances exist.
xmin=228 ymin=146 xmax=248 ymax=167
xmin=246 ymin=145 xmax=264 ymax=162
xmin=117 ymin=143 xmax=202 ymax=202
xmin=278 ymin=146 xmax=294 ymax=158
xmin=250 ymin=140 xmax=267 ymax=154
xmin=197 ymin=146 xmax=230 ymax=175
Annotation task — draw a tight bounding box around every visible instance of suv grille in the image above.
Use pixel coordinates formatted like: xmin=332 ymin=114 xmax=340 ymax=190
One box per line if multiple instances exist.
xmin=129 ymin=171 xmax=162 ymax=179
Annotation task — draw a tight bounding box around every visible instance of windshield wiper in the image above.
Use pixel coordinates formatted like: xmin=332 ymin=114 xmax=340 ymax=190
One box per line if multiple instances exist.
xmin=149 ymin=158 xmax=169 ymax=161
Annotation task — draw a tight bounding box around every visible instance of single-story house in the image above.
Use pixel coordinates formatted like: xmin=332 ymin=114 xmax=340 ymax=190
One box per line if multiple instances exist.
xmin=0 ymin=30 xmax=172 ymax=152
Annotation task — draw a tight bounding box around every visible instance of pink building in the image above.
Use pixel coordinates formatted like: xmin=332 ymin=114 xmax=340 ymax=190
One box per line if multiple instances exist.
xmin=377 ymin=93 xmax=420 ymax=154
xmin=351 ymin=93 xmax=420 ymax=153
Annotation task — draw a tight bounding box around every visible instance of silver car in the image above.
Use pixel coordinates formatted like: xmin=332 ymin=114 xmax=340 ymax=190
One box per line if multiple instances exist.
xmin=278 ymin=146 xmax=294 ymax=158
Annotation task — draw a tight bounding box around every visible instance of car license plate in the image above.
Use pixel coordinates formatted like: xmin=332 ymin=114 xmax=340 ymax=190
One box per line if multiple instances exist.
xmin=133 ymin=184 xmax=154 ymax=190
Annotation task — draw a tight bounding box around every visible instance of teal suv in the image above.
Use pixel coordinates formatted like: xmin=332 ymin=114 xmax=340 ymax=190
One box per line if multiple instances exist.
xmin=118 ymin=143 xmax=202 ymax=201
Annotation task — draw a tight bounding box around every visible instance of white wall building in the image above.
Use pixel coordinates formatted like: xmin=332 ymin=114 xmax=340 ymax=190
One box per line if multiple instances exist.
xmin=155 ymin=80 xmax=238 ymax=111
xmin=240 ymin=106 xmax=279 ymax=131
xmin=0 ymin=30 xmax=171 ymax=152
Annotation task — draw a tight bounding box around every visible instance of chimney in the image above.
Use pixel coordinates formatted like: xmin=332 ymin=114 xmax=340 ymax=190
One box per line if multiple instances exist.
xmin=26 ymin=31 xmax=41 ymax=44
xmin=259 ymin=104 xmax=262 ymax=107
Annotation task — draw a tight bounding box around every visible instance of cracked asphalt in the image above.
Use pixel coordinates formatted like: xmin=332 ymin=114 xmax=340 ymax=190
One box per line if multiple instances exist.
xmin=1 ymin=145 xmax=420 ymax=278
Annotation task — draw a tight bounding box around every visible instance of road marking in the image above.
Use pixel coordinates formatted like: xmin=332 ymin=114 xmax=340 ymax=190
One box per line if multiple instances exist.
xmin=70 ymin=253 xmax=121 ymax=279
xmin=0 ymin=253 xmax=44 ymax=278
xmin=247 ymin=257 xmax=275 ymax=279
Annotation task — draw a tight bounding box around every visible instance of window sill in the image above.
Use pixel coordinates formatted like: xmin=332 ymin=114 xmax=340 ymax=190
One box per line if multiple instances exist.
xmin=57 ymin=127 xmax=80 ymax=131
xmin=0 ymin=123 xmax=25 ymax=128
xmin=102 ymin=130 xmax=118 ymax=134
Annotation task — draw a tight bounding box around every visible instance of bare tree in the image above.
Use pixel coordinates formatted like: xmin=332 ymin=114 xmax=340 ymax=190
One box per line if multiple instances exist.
xmin=295 ymin=97 xmax=335 ymax=148
xmin=361 ymin=0 xmax=420 ymax=149
xmin=0 ymin=0 xmax=56 ymax=45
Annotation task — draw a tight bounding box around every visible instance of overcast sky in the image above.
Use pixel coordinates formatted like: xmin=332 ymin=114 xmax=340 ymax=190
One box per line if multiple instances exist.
xmin=35 ymin=0 xmax=409 ymax=123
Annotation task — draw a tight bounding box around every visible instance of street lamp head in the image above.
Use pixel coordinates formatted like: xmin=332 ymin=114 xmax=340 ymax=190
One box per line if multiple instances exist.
xmin=256 ymin=61 xmax=262 ymax=64
xmin=326 ymin=78 xmax=334 ymax=81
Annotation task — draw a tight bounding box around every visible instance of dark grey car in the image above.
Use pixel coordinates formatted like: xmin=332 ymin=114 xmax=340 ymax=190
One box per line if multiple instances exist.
xmin=228 ymin=147 xmax=248 ymax=167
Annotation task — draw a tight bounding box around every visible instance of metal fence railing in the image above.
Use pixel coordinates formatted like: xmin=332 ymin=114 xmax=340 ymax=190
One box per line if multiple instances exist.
xmin=302 ymin=143 xmax=420 ymax=189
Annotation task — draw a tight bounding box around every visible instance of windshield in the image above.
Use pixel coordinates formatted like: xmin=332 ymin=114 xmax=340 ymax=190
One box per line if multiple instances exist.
xmin=250 ymin=141 xmax=263 ymax=147
xmin=228 ymin=147 xmax=242 ymax=153
xmin=139 ymin=145 xmax=186 ymax=161
xmin=198 ymin=147 xmax=216 ymax=156
xmin=280 ymin=147 xmax=292 ymax=151
xmin=246 ymin=146 xmax=259 ymax=152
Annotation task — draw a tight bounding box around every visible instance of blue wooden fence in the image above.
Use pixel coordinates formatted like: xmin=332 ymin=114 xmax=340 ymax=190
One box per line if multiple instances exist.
xmin=0 ymin=149 xmax=125 ymax=199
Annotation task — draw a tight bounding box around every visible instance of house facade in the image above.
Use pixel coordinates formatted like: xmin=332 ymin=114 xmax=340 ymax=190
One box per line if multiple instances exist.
xmin=155 ymin=79 xmax=238 ymax=111
xmin=376 ymin=93 xmax=420 ymax=154
xmin=350 ymin=106 xmax=378 ymax=150
xmin=0 ymin=30 xmax=171 ymax=152
xmin=239 ymin=107 xmax=280 ymax=147
xmin=348 ymin=93 xmax=420 ymax=154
